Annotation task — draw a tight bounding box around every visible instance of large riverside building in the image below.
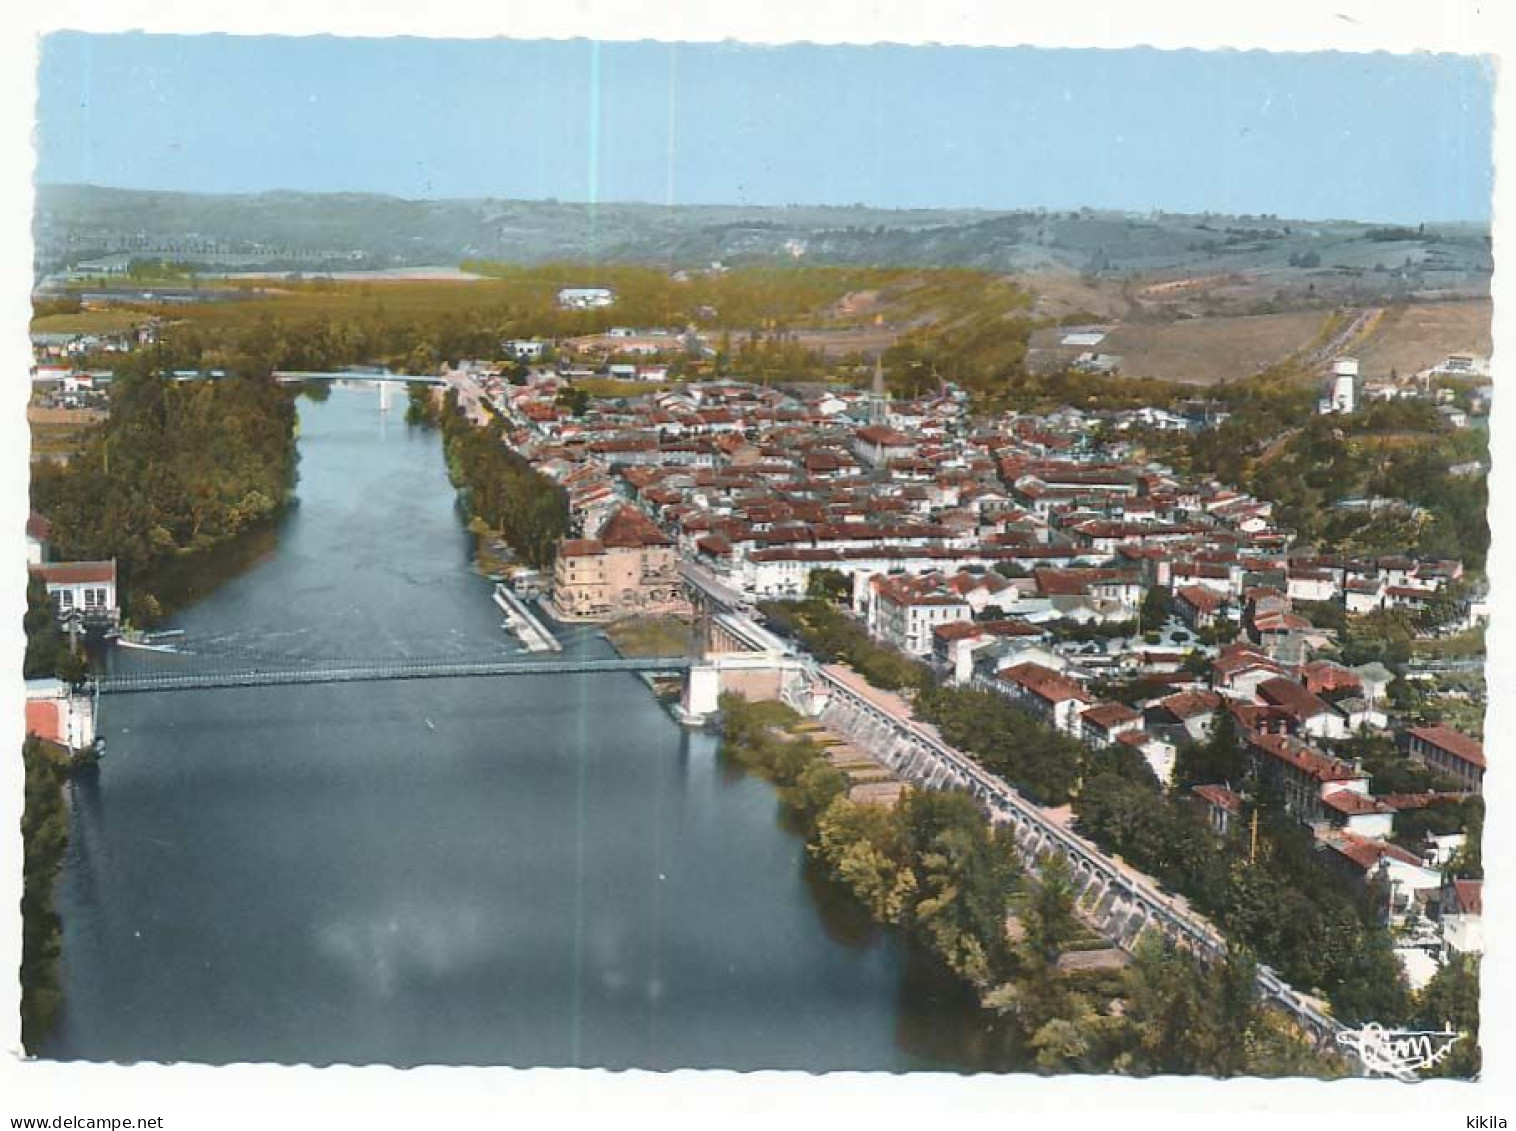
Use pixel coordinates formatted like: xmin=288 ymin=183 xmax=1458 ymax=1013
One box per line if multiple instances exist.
xmin=550 ymin=504 xmax=688 ymax=622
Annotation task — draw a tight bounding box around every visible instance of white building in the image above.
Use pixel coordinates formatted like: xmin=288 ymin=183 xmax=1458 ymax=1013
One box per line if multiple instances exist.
xmin=864 ymin=573 xmax=972 ymax=657
xmin=1318 ymin=357 xmax=1359 ymax=415
xmin=28 ymin=559 xmax=119 ymax=627
xmin=504 ymin=339 xmax=546 ymax=361
xmin=557 ymin=287 xmax=616 ymax=310
xmin=25 ymin=678 xmax=97 ymax=752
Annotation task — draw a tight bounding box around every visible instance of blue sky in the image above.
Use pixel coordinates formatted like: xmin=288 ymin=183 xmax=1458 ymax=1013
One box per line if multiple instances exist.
xmin=35 ymin=33 xmax=1494 ymax=223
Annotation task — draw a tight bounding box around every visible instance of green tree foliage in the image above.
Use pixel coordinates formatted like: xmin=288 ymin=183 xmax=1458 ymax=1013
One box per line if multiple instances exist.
xmin=405 ymin=383 xmax=441 ymax=427
xmin=30 ymin=367 xmax=298 ymax=585
xmin=1413 ymin=955 xmax=1480 ymax=1078
xmin=914 ymin=682 xmax=1086 ymax=806
xmin=719 ymin=693 xmax=847 ymax=825
xmin=554 ymin=387 xmax=590 ymax=417
xmin=1139 ymin=584 xmax=1172 ymax=632
xmin=759 ymin=598 xmax=927 ymax=691
xmin=1021 ymin=854 xmax=1079 ymax=966
xmin=20 ymin=737 xmax=71 ymax=1051
xmin=438 ymin=392 xmax=568 ymax=569
xmin=1172 ymin=707 xmax=1246 ymax=792
xmin=22 ymin=575 xmax=79 ymax=683
xmin=804 ymin=567 xmax=851 ymax=604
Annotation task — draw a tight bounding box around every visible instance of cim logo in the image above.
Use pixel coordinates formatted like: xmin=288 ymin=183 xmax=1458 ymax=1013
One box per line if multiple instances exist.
xmin=1334 ymin=1023 xmax=1466 ymax=1081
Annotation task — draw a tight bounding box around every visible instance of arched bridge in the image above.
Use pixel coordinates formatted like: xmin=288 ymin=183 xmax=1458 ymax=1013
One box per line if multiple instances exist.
xmin=95 ymin=654 xmax=691 ymax=695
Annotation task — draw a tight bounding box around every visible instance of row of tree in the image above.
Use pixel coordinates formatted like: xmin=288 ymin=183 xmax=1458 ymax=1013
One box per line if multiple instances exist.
xmin=20 ymin=736 xmax=71 ymax=1051
xmin=437 ymin=391 xmax=568 ymax=570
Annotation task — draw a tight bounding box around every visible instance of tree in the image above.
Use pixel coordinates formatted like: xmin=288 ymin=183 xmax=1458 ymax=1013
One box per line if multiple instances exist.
xmin=1413 ymin=955 xmax=1479 ymax=1078
xmin=20 ymin=737 xmax=70 ymax=1050
xmin=1139 ymin=585 xmax=1171 ymax=633
xmin=805 ymin=568 xmax=851 ymax=604
xmin=1172 ymin=707 xmax=1245 ymax=792
xmin=555 ymin=387 xmax=590 ymax=417
xmin=1021 ymin=854 xmax=1079 ymax=966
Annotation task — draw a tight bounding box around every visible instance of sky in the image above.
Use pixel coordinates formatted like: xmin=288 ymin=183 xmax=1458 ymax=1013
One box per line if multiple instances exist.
xmin=34 ymin=33 xmax=1495 ymax=224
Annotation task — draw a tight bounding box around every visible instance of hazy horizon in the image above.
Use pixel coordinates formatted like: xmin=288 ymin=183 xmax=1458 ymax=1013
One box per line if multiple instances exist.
xmin=33 ymin=181 xmax=1494 ymax=232
xmin=36 ymin=34 xmax=1494 ymax=225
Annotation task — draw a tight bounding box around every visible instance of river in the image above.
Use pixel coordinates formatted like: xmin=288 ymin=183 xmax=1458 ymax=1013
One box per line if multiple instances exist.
xmin=42 ymin=387 xmax=1017 ymax=1071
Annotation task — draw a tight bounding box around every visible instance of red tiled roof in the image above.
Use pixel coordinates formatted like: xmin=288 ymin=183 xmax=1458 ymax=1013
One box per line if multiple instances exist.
xmin=29 ymin=559 xmax=115 ymax=586
xmin=1248 ymin=731 xmax=1363 ymax=784
xmin=1452 ymin=879 xmax=1483 ymax=916
xmin=1407 ymin=725 xmax=1485 ymax=770
xmin=933 ymin=621 xmax=984 ymax=642
xmin=1082 ymin=701 xmax=1141 ymax=730
xmin=1176 ymin=584 xmax=1224 ymax=614
xmin=1378 ymin=791 xmax=1470 ymax=811
xmin=1321 ymin=789 xmax=1391 ymax=817
xmin=1257 ymin=677 xmax=1332 ymax=720
xmin=598 ymin=505 xmax=672 ymax=549
xmin=1193 ymin=783 xmax=1244 ymax=814
xmin=1156 ymin=689 xmax=1222 ymax=720
xmin=1327 ymin=832 xmax=1428 ymax=873
xmin=1000 ymin=661 xmax=1090 ymax=704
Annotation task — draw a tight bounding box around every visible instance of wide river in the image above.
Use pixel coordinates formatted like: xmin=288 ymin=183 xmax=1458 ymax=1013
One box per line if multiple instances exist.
xmin=43 ymin=387 xmax=1015 ymax=1071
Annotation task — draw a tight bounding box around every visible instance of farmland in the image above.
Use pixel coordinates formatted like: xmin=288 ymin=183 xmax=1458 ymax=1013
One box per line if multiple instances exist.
xmin=1100 ymin=310 xmax=1333 ymax=384
xmin=1347 ymin=300 xmax=1493 ymax=379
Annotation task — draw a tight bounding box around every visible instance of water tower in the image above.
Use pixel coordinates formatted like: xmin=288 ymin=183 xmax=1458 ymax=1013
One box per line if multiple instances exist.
xmin=1329 ymin=357 xmax=1358 ymax=415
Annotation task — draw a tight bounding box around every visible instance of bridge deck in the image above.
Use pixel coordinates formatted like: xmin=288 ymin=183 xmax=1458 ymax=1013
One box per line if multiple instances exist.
xmin=96 ymin=655 xmax=691 ymax=694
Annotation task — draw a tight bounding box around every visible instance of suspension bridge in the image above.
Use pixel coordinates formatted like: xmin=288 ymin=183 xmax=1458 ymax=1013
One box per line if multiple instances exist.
xmin=94 ymin=651 xmax=691 ymax=695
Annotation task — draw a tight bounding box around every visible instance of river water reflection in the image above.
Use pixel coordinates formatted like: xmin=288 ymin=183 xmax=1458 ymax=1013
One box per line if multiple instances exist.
xmin=44 ymin=389 xmax=1018 ymax=1070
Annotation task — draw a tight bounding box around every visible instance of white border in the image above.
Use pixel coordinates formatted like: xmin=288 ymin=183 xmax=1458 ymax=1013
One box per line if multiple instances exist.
xmin=0 ymin=1 xmax=1508 ymax=1122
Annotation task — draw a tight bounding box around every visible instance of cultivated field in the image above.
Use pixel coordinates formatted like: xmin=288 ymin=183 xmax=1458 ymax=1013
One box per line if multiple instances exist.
xmin=1348 ymin=300 xmax=1492 ymax=379
xmin=1101 ymin=310 xmax=1332 ymax=384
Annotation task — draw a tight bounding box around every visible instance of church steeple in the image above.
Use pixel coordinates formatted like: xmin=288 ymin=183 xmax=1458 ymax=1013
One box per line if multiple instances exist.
xmin=868 ymin=353 xmax=890 ymax=426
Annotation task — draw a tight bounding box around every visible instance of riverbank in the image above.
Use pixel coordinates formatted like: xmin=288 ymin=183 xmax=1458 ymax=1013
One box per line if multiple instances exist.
xmin=717 ymin=691 xmax=1340 ymax=1077
xmin=603 ymin=615 xmax=696 ymax=659
xmin=19 ymin=737 xmax=77 ymax=1052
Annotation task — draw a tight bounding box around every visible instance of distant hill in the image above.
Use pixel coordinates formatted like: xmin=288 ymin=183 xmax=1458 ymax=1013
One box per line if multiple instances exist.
xmin=35 ymin=184 xmax=1492 ymax=297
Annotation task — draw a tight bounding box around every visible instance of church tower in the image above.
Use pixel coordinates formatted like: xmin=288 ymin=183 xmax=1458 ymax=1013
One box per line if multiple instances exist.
xmin=868 ymin=354 xmax=891 ymax=426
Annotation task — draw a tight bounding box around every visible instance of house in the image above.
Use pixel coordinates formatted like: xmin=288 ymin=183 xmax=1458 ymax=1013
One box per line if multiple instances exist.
xmin=1402 ymin=725 xmax=1485 ymax=794
xmin=1343 ymin=578 xmax=1385 ymax=614
xmin=865 ymin=573 xmax=972 ymax=657
xmin=28 ymin=559 xmax=119 ymax=627
xmin=1174 ymin=583 xmax=1224 ymax=629
xmin=1439 ymin=877 xmax=1483 ymax=959
xmin=997 ymin=661 xmax=1091 ymax=735
xmin=1192 ymin=783 xmax=1245 ymax=835
xmin=1146 ymin=689 xmax=1222 ymax=744
xmin=1119 ymin=728 xmax=1177 ymax=787
xmin=1319 ymin=789 xmax=1395 ymax=838
xmin=1080 ymin=701 xmax=1143 ymax=748
xmin=1320 ymin=831 xmax=1442 ymax=920
xmin=1245 ymin=731 xmax=1366 ymax=824
xmin=851 ymin=426 xmax=918 ymax=469
xmin=550 ymin=505 xmax=687 ymax=621
xmin=25 ymin=678 xmax=97 ymax=752
xmin=1256 ymin=677 xmax=1348 ymax=740
xmin=504 ymin=339 xmax=547 ymax=361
